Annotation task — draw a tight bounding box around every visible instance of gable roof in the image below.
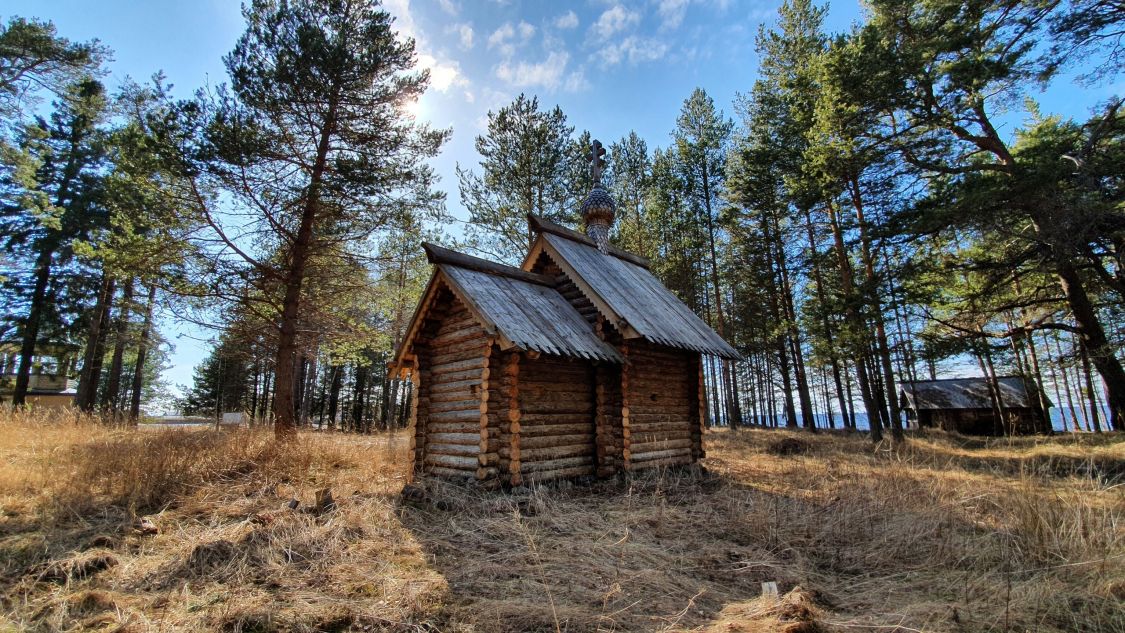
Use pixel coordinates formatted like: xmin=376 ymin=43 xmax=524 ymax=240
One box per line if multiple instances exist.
xmin=392 ymin=244 xmax=621 ymax=372
xmin=526 ymin=215 xmax=740 ymax=360
xmin=900 ymin=377 xmax=1050 ymax=411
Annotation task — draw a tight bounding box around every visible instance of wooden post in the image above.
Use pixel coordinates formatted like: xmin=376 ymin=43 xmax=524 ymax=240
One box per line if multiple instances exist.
xmin=408 ymin=358 xmax=425 ymax=481
xmin=694 ymin=354 xmax=706 ymax=460
xmin=477 ymin=342 xmax=496 ymax=481
xmin=621 ymin=342 xmax=631 ymax=470
xmin=594 ymin=364 xmax=615 ymax=477
xmin=503 ymin=351 xmax=522 ymax=486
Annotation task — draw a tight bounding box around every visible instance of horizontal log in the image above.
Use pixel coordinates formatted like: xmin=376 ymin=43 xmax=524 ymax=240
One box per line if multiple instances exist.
xmin=631 ymin=432 xmax=692 ymax=445
xmin=519 ymin=413 xmax=595 ymax=426
xmin=431 ymin=359 xmax=488 ymax=377
xmin=506 ymin=444 xmax=593 ymax=461
xmin=522 ymin=363 xmax=593 ymax=377
xmin=428 ymin=325 xmax=486 ymax=348
xmin=424 ymin=453 xmax=478 ymax=469
xmin=429 ymin=345 xmax=487 ymax=366
xmin=429 ymin=389 xmax=480 ymax=404
xmin=629 ymin=455 xmax=694 ymax=470
xmin=428 ymin=409 xmax=480 ymax=424
xmin=628 ymin=438 xmax=693 ymax=453
xmin=427 ymin=367 xmax=485 ymax=385
xmin=427 ymin=432 xmax=480 ymax=446
xmin=523 ymin=464 xmax=597 ymax=482
xmin=520 ymin=455 xmax=594 ymax=474
xmin=520 ymin=403 xmax=594 ymax=416
xmin=520 ymin=422 xmax=595 ymax=438
xmin=627 ymin=380 xmax=692 ymax=394
xmin=629 ymin=447 xmax=692 ymax=463
xmin=520 ymin=433 xmax=594 ymax=450
xmin=429 ymin=378 xmax=482 ymax=395
xmin=427 ymin=465 xmax=476 ymax=479
xmin=426 ymin=421 xmax=480 ymax=434
xmin=425 ymin=442 xmax=479 ymax=458
xmin=429 ymin=398 xmax=479 ymax=413
xmin=628 ymin=414 xmax=694 ymax=426
xmin=520 ymin=375 xmax=595 ymax=387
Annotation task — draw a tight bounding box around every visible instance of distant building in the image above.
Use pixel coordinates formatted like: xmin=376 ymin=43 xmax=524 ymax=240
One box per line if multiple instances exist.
xmin=899 ymin=376 xmax=1052 ymax=436
xmin=0 ymin=342 xmax=79 ymax=408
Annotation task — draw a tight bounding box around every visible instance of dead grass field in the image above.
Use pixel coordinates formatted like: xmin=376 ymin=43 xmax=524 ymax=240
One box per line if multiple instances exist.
xmin=0 ymin=408 xmax=1122 ymax=632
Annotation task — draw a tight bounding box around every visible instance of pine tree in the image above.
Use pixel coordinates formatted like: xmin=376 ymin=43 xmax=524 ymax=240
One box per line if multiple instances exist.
xmin=187 ymin=0 xmax=448 ymax=437
xmin=0 ymin=78 xmax=109 ymax=406
xmin=457 ymin=94 xmax=576 ymax=263
xmin=0 ymin=16 xmax=108 ymax=119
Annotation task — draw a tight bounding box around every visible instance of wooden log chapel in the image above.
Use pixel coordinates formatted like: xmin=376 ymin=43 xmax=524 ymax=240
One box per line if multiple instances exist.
xmin=391 ymin=139 xmax=739 ymax=486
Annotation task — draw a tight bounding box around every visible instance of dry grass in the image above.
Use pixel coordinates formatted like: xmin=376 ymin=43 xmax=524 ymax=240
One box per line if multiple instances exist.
xmin=0 ymin=407 xmax=1122 ymax=632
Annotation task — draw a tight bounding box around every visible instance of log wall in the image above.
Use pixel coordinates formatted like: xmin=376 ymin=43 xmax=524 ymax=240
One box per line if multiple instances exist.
xmin=623 ymin=339 xmax=699 ymax=469
xmin=514 ymin=353 xmax=598 ymax=482
xmin=416 ymin=296 xmax=491 ymax=479
xmin=531 ymin=253 xmax=599 ymax=323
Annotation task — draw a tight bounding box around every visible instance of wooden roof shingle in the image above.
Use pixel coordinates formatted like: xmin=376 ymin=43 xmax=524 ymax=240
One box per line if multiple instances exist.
xmin=529 ymin=221 xmax=740 ymax=360
xmin=420 ymin=243 xmax=621 ymax=363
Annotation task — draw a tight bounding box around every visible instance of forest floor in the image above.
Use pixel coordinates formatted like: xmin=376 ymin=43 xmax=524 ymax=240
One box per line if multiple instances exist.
xmin=0 ymin=409 xmax=1122 ymax=632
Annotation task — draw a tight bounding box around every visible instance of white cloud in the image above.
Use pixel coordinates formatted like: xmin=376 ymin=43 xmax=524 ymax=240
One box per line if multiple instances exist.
xmin=495 ymin=51 xmax=572 ymax=91
xmin=599 ymin=35 xmax=669 ymax=66
xmin=487 ymin=22 xmax=516 ymax=56
xmin=383 ymin=0 xmax=471 ymax=97
xmin=656 ymin=0 xmax=690 ymax=30
xmin=455 ymin=23 xmax=474 ymax=49
xmin=418 ymin=53 xmax=469 ymax=91
xmin=488 ymin=21 xmax=535 ymax=58
xmin=437 ymin=0 xmax=459 ymax=15
xmin=517 ymin=20 xmax=536 ymax=40
xmin=554 ymin=10 xmax=579 ymax=29
xmin=593 ymin=5 xmax=640 ymax=40
xmin=564 ymin=70 xmax=591 ymax=92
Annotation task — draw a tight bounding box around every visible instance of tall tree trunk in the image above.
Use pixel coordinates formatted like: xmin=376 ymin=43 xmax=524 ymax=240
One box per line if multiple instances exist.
xmin=103 ymin=278 xmax=134 ymax=415
xmin=826 ymin=200 xmax=882 ymax=441
xmin=777 ymin=229 xmax=815 ymax=430
xmin=326 ymin=365 xmax=343 ymax=430
xmin=351 ymin=363 xmax=368 ymax=432
xmin=1078 ymin=337 xmax=1103 ymax=433
xmin=272 ymin=96 xmax=338 ymax=439
xmin=700 ymin=159 xmax=740 ymax=428
xmin=75 ymin=274 xmax=115 ymax=412
xmin=1054 ymin=257 xmax=1125 ymax=430
xmin=804 ymin=208 xmax=850 ymax=430
xmin=128 ymin=283 xmax=156 ymax=420
xmin=848 ymin=178 xmax=902 ymax=441
xmin=12 ymin=244 xmax=57 ymax=406
xmin=1051 ymin=333 xmax=1083 ymax=432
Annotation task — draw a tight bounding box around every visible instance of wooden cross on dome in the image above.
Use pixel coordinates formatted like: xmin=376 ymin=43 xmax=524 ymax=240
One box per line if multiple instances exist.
xmin=588 ymin=139 xmax=607 ymax=185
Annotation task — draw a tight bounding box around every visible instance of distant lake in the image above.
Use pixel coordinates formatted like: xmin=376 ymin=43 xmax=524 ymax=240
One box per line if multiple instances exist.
xmin=733 ymin=406 xmax=1113 ymax=433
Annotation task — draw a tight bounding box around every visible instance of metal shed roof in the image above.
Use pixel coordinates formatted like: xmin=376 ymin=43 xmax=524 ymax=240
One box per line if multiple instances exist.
xmin=900 ymin=377 xmax=1050 ymax=411
xmin=535 ymin=229 xmax=740 ymax=360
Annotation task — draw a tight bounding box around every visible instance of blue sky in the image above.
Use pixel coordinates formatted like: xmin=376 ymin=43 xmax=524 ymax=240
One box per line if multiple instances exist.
xmin=6 ymin=0 xmax=1115 ymax=404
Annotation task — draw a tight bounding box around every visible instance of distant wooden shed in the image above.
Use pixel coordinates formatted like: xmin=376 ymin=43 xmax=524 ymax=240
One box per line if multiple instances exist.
xmin=899 ymin=377 xmax=1052 ymax=436
xmin=391 ymin=142 xmax=738 ymax=486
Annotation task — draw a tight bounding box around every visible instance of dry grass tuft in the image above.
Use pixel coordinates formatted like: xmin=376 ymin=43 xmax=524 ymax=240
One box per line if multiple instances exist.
xmin=0 ymin=408 xmax=1122 ymax=632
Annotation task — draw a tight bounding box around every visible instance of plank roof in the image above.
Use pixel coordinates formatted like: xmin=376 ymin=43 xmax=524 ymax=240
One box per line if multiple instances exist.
xmin=438 ymin=265 xmax=621 ymax=362
xmin=529 ymin=221 xmax=740 ymax=360
xmin=409 ymin=243 xmax=621 ymax=363
xmin=900 ymin=377 xmax=1050 ymax=411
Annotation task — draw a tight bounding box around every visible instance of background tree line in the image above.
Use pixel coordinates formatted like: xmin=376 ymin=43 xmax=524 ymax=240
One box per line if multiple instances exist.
xmin=2 ymin=0 xmax=1122 ymax=441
